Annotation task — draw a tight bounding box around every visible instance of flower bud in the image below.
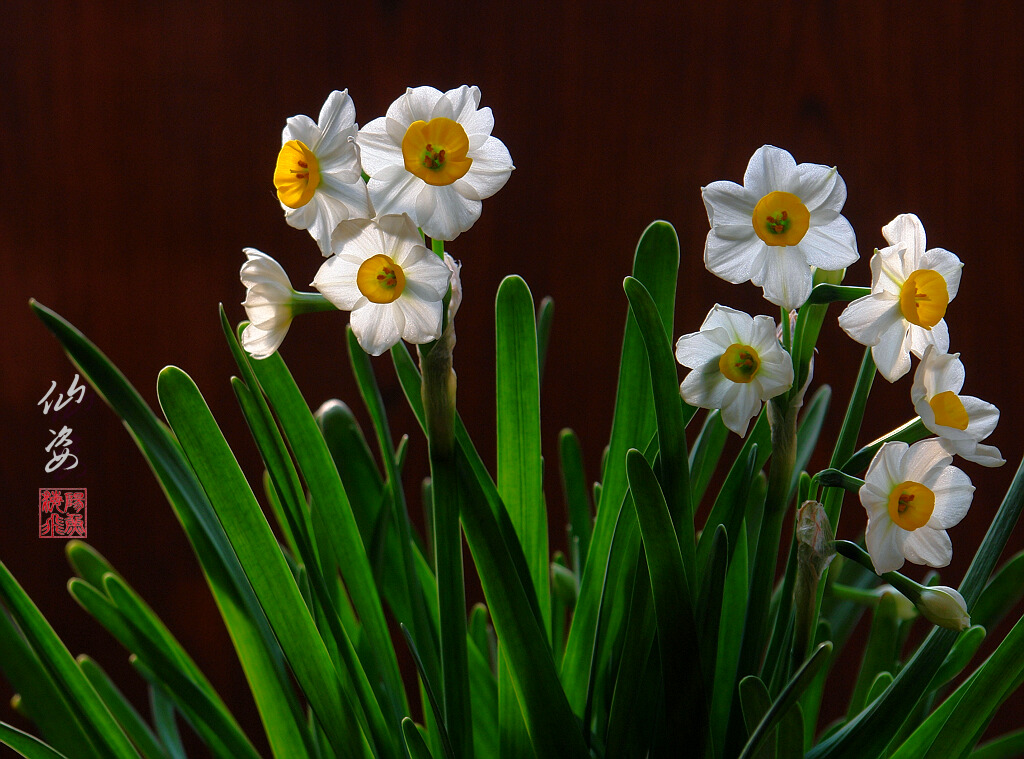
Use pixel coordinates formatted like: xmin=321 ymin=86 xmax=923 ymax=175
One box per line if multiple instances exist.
xmin=916 ymin=586 xmax=970 ymax=631
xmin=873 ymin=584 xmax=917 ymax=621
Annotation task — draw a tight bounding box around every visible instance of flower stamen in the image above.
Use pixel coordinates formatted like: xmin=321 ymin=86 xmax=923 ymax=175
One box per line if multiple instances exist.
xmin=274 ymin=140 xmax=321 ymax=208
xmin=887 ymin=481 xmax=935 ymax=531
xmin=357 ymin=254 xmax=406 ymax=304
xmin=752 ymin=191 xmax=811 ymax=246
xmin=719 ymin=343 xmax=761 ymax=383
xmin=899 ymin=269 xmax=949 ymax=329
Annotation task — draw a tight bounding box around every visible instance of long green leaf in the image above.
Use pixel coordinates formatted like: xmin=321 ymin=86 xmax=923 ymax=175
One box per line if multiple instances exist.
xmin=559 ymin=428 xmax=593 ymax=577
xmin=972 ymin=550 xmax=1024 ymax=631
xmin=626 ymin=449 xmax=707 ymax=756
xmin=31 ymin=301 xmax=308 ymax=759
xmin=78 ymin=656 xmax=170 ymax=759
xmin=561 ymin=220 xmax=679 ymax=712
xmin=0 ymin=723 xmax=70 ymax=759
xmin=156 ymin=366 xmax=373 ymax=759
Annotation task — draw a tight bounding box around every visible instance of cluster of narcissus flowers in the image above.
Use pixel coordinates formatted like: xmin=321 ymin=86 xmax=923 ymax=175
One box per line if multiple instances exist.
xmin=678 ymin=144 xmax=1002 ymax=586
xmin=244 ymin=86 xmax=513 ymax=356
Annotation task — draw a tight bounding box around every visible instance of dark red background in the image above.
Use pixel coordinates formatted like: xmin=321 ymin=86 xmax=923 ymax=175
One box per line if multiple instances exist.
xmin=3 ymin=2 xmax=1023 ymax=754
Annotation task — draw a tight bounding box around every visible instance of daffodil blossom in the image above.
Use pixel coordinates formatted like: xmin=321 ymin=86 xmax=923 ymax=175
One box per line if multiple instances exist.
xmin=860 ymin=439 xmax=974 ymax=574
xmin=240 ymin=248 xmax=295 ymax=359
xmin=838 ymin=213 xmax=963 ymax=382
xmin=312 ymin=214 xmax=451 ymax=356
xmin=357 ymin=85 xmax=514 ymax=242
xmin=702 ymin=145 xmax=859 ymax=310
xmin=675 ymin=304 xmax=794 ymax=436
xmin=912 ymin=346 xmax=1004 ymax=467
xmin=274 ymin=90 xmax=373 ymax=255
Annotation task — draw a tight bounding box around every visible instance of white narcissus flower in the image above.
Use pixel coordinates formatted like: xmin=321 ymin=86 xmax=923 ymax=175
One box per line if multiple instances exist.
xmin=274 ymin=90 xmax=373 ymax=255
xmin=838 ymin=214 xmax=963 ymax=382
xmin=702 ymin=145 xmax=859 ymax=310
xmin=916 ymin=585 xmax=971 ymax=631
xmin=675 ymin=305 xmax=794 ymax=437
xmin=860 ymin=439 xmax=974 ymax=574
xmin=313 ymin=214 xmax=451 ymax=356
xmin=912 ymin=346 xmax=1004 ymax=467
xmin=357 ymin=85 xmax=514 ymax=242
xmin=240 ymin=249 xmax=295 ymax=359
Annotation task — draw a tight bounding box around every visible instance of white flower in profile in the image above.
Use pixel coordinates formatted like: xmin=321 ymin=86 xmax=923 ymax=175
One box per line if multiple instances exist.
xmin=912 ymin=346 xmax=1004 ymax=467
xmin=240 ymin=249 xmax=295 ymax=359
xmin=675 ymin=304 xmax=794 ymax=436
xmin=860 ymin=439 xmax=974 ymax=574
xmin=838 ymin=214 xmax=963 ymax=382
xmin=702 ymin=145 xmax=859 ymax=310
xmin=357 ymin=85 xmax=514 ymax=241
xmin=274 ymin=90 xmax=373 ymax=255
xmin=312 ymin=214 xmax=451 ymax=356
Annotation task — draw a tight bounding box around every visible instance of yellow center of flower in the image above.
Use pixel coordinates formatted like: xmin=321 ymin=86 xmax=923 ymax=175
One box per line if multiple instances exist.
xmin=274 ymin=140 xmax=321 ymax=209
xmin=356 ymin=255 xmax=406 ymax=304
xmin=719 ymin=343 xmax=761 ymax=383
xmin=929 ymin=390 xmax=969 ymax=430
xmin=401 ymin=118 xmax=473 ymax=186
xmin=887 ymin=481 xmax=935 ymax=531
xmin=752 ymin=191 xmax=811 ymax=246
xmin=899 ymin=269 xmax=948 ymax=329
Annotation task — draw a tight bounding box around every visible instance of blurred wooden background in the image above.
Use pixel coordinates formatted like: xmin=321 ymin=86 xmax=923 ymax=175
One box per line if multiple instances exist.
xmin=2 ymin=1 xmax=1023 ymax=753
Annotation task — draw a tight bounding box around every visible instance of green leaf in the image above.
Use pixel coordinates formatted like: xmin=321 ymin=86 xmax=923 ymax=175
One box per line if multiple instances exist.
xmin=31 ymin=301 xmax=308 ymax=759
xmin=626 ymin=449 xmax=707 ymax=755
xmin=156 ymin=366 xmax=374 ymax=759
xmin=739 ymin=676 xmax=774 ymax=758
xmin=740 ymin=643 xmax=833 ymax=759
xmin=0 ymin=723 xmax=71 ymax=759
xmin=148 ymin=685 xmax=186 ymax=759
xmin=0 ymin=603 xmax=103 ymax=759
xmin=846 ymin=592 xmax=901 ymax=718
xmin=402 ymin=718 xmax=436 ymax=759
xmin=689 ymin=411 xmax=729 ymax=506
xmin=932 ymin=625 xmax=986 ymax=689
xmin=792 ymin=386 xmax=831 ymax=496
xmin=623 ymin=276 xmax=695 ymax=577
xmin=237 ymin=320 xmax=405 ymax=718
xmin=864 ymin=671 xmax=894 ymax=707
xmin=496 ymin=274 xmax=550 ymax=631
xmin=696 ymin=525 xmax=728 ymax=702
xmin=972 ymin=550 xmax=1024 ymax=631
xmin=536 ymin=295 xmax=555 ymax=384
xmin=562 ymin=221 xmax=679 ymax=713
xmin=972 ymin=729 xmax=1024 ymax=759
xmin=400 ymin=625 xmax=455 ymax=759
xmin=712 ymin=521 xmax=749 ymax=756
xmin=559 ymin=428 xmax=593 ymax=577
xmin=0 ymin=562 xmax=141 ymax=759
xmin=78 ymin=656 xmax=171 ymax=759
xmin=804 ymin=284 xmax=871 ymax=305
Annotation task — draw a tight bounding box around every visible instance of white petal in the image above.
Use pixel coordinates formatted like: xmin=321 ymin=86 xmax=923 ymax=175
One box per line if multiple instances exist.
xmin=792 ymin=164 xmax=845 ymax=214
xmin=368 ymin=171 xmax=423 ymax=221
xmin=719 ymin=383 xmax=760 ymax=437
xmin=918 ymin=248 xmax=964 ymax=301
xmin=908 ymin=320 xmax=949 ymax=360
xmin=392 ymin=86 xmax=445 ymax=125
xmin=398 ymin=249 xmax=452 ymax=301
xmin=680 ymin=365 xmax=732 ymax=410
xmin=872 ymin=321 xmax=913 ymax=382
xmin=319 ymin=173 xmax=372 ymax=217
xmin=702 ymin=181 xmax=758 ymax=227
xmin=676 ymin=329 xmax=728 ymax=369
xmin=872 ymin=246 xmax=907 ymax=294
xmin=865 ymin=515 xmax=906 ymax=574
xmin=463 ymin=136 xmax=514 ymax=198
xmin=838 ymin=295 xmax=903 ymax=348
xmin=797 ymin=216 xmax=859 ymax=270
xmin=864 ymin=441 xmax=909 ymax=493
xmin=755 ymin=246 xmax=813 ymax=310
xmin=743 ymin=145 xmax=798 ymax=197
xmin=901 ymin=527 xmax=952 ymax=568
xmin=330 ymin=218 xmax=379 ymax=260
xmin=927 ymin=468 xmax=974 ymax=529
xmin=350 ymin=302 xmax=403 ymax=356
xmin=704 ymin=231 xmax=765 ymax=284
xmin=882 ymin=214 xmax=926 ymax=257
xmin=418 ymin=184 xmax=482 ymax=241
xmin=396 ymin=294 xmax=444 ymax=344
xmin=357 ymin=117 xmax=403 ymax=175
xmin=700 ymin=305 xmax=754 ymax=343
xmin=753 ymin=348 xmax=794 ymax=400
xmin=312 ymin=255 xmax=364 ymax=311
xmin=902 ymin=438 xmax=953 ymax=483
xmin=282 ymin=114 xmax=319 ymax=148
xmin=950 ymin=441 xmax=1005 ymax=468
xmin=241 ymin=322 xmax=290 ymax=360
xmin=961 ymin=396 xmax=1000 ymax=440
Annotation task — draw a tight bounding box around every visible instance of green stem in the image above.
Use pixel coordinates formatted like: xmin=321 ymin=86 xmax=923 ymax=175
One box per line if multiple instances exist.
xmin=290 ymin=291 xmax=337 ymax=315
xmin=419 ymin=278 xmax=471 ymax=759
